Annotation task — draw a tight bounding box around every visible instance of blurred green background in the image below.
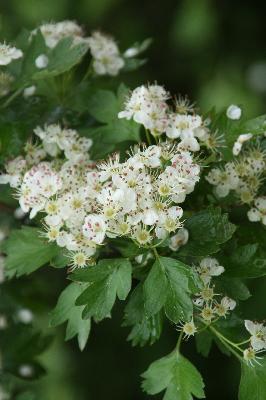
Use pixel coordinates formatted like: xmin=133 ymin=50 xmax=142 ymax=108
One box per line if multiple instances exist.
xmin=1 ymin=0 xmax=266 ymax=399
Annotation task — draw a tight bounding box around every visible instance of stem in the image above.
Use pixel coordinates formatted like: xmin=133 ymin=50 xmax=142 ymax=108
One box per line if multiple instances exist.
xmin=235 ymin=339 xmax=250 ymax=346
xmin=208 ymin=325 xmax=243 ymax=362
xmin=152 ymin=247 xmax=159 ymax=259
xmin=145 ymin=128 xmax=152 ymax=145
xmin=176 ymin=331 xmax=183 ymax=352
xmin=210 ymin=326 xmax=243 ymax=352
xmin=1 ymin=87 xmax=24 ymax=108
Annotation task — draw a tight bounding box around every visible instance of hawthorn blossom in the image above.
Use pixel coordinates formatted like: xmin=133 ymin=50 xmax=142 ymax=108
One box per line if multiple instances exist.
xmin=232 ymin=133 xmax=253 ymax=156
xmin=0 ymin=156 xmax=27 ymax=188
xmin=197 ymin=257 xmax=225 ymax=285
xmin=35 ymin=54 xmax=49 ymax=69
xmin=118 ymin=84 xmax=169 ymax=136
xmin=166 ymin=114 xmax=202 ymax=151
xmin=16 ymin=309 xmax=34 ymax=324
xmin=206 ymin=163 xmax=239 ymax=197
xmin=88 ymin=31 xmax=124 ymax=76
xmin=247 ymin=197 xmax=266 ymax=225
xmin=226 ymin=104 xmax=242 ymax=120
xmin=215 ymin=296 xmax=236 ymax=317
xmin=34 ymin=124 xmax=92 ymax=160
xmin=178 ymin=319 xmax=197 ymax=338
xmin=0 ymin=43 xmax=23 ymax=65
xmin=1 ymin=125 xmax=200 ymax=268
xmin=18 ymin=162 xmax=62 ymax=218
xmin=23 ymin=85 xmax=36 ymax=98
xmin=83 ymin=215 xmax=107 ymax=244
xmin=245 ymin=320 xmax=266 ymax=351
xmin=83 ymin=143 xmax=200 ymax=245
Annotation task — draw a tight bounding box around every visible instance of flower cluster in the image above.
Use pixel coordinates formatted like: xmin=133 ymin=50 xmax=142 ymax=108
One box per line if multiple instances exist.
xmin=118 ymin=84 xmax=219 ymax=152
xmin=206 ymin=146 xmax=266 ymax=205
xmin=178 ymin=257 xmax=236 ymax=339
xmin=82 ymin=143 xmax=200 ymax=247
xmin=0 ymin=126 xmax=201 ymax=270
xmin=32 ymin=20 xmax=85 ymax=48
xmin=194 ymin=257 xmax=236 ymax=322
xmin=30 ymin=21 xmax=146 ymax=77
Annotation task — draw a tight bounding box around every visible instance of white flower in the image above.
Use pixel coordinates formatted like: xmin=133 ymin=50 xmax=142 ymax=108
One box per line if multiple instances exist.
xmin=0 ymin=156 xmax=27 ymax=188
xmin=34 ymin=124 xmax=92 ymax=161
xmin=123 ymin=47 xmax=139 ymax=58
xmin=237 ymin=133 xmax=253 ymax=144
xmin=215 ymin=296 xmax=236 ymax=317
xmin=19 ymin=162 xmax=62 ymax=218
xmin=18 ymin=364 xmax=34 ymax=378
xmin=221 ymin=296 xmax=236 ymax=311
xmin=16 ymin=309 xmax=34 ymax=324
xmin=233 ymin=141 xmax=242 ymax=156
xmin=198 ymin=257 xmax=225 ymax=284
xmin=247 ymin=197 xmax=266 ymax=225
xmin=166 ymin=114 xmax=202 ymax=141
xmin=232 ymin=133 xmax=253 ymax=155
xmin=243 ymin=348 xmax=258 ymax=365
xmin=245 ymin=320 xmax=266 ymax=351
xmin=206 ymin=163 xmax=239 ymax=198
xmin=226 ymin=104 xmax=242 ymax=120
xmin=169 ymin=228 xmax=189 ymax=251
xmin=118 ymin=84 xmax=169 ymax=135
xmin=88 ymin=31 xmax=125 ymax=76
xmin=35 ymin=54 xmax=49 ymax=69
xmin=83 ymin=214 xmax=107 ymax=244
xmin=182 ymin=319 xmax=197 ymax=338
xmin=23 ymin=85 xmax=36 ymax=98
xmin=0 ymin=43 xmax=23 ymax=65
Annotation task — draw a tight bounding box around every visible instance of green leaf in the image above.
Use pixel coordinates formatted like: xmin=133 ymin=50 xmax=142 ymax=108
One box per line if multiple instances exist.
xmin=239 ymin=357 xmax=266 ymax=400
xmin=123 ymin=284 xmax=162 ymax=346
xmin=50 ymin=283 xmax=90 ymax=351
xmin=33 ymin=37 xmax=89 ymax=79
xmin=143 ymin=257 xmax=197 ymax=322
xmin=87 ymin=90 xmax=119 ymax=123
xmin=240 ymin=115 xmax=266 ymax=136
xmin=222 ymin=243 xmax=266 ymax=278
xmin=216 ymin=277 xmax=251 ymax=300
xmin=142 ymin=351 xmax=205 ymax=400
xmin=143 ymin=258 xmax=168 ymax=316
xmin=78 ymin=275 xmax=117 ymax=321
xmin=164 ymin=258 xmax=194 ymax=323
xmin=19 ymin=30 xmax=47 ymax=83
xmin=0 ymin=122 xmax=28 ymax=162
xmin=84 ymin=85 xmax=140 ymax=147
xmin=73 ymin=258 xmax=132 ymax=321
xmin=115 ymin=259 xmax=132 ymax=300
xmin=180 ymin=207 xmax=236 ymax=256
xmin=3 ymin=226 xmax=59 ymax=277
